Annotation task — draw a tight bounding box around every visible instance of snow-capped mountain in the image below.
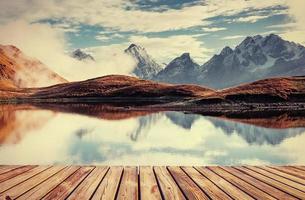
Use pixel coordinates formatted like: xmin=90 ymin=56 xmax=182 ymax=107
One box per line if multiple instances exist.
xmin=71 ymin=49 xmax=95 ymax=61
xmin=151 ymin=34 xmax=305 ymax=89
xmin=124 ymin=44 xmax=163 ymax=79
xmin=197 ymin=34 xmax=305 ymax=88
xmin=154 ymin=53 xmax=200 ymax=84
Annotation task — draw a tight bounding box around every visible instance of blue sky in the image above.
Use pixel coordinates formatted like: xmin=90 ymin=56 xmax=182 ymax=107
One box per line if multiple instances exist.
xmin=0 ymin=0 xmax=304 ymax=80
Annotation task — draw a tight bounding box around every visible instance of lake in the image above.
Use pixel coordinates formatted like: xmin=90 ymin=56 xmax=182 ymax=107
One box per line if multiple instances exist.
xmin=0 ymin=104 xmax=304 ymax=166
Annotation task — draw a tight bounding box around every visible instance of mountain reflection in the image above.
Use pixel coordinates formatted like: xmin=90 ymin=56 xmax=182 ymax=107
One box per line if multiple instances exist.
xmin=1 ymin=103 xmax=305 ymax=165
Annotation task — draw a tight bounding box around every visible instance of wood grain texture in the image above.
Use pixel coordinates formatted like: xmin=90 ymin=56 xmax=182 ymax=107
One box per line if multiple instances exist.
xmin=67 ymin=166 xmax=108 ymax=200
xmin=0 ymin=165 xmax=35 ymax=183
xmin=168 ymin=166 xmax=209 ymax=200
xmin=259 ymin=166 xmax=305 ymax=185
xmin=0 ymin=166 xmax=64 ymax=199
xmin=0 ymin=165 xmax=48 ymax=193
xmin=221 ymin=166 xmax=297 ymax=200
xmin=91 ymin=166 xmax=123 ymax=200
xmin=42 ymin=166 xmax=94 ymax=200
xmin=117 ymin=166 xmax=138 ymax=200
xmin=235 ymin=166 xmax=305 ymax=199
xmin=154 ymin=166 xmax=186 ymax=200
xmin=17 ymin=166 xmax=80 ymax=200
xmin=209 ymin=166 xmax=276 ymax=200
xmin=0 ymin=166 xmax=21 ymax=175
xmin=246 ymin=166 xmax=305 ymax=192
xmin=182 ymin=167 xmax=232 ymax=200
xmin=271 ymin=166 xmax=305 ymax=179
xmin=140 ymin=166 xmax=162 ymax=200
xmin=0 ymin=165 xmax=303 ymax=200
xmin=195 ymin=167 xmax=254 ymax=200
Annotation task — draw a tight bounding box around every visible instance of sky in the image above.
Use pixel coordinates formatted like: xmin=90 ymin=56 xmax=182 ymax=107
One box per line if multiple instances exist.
xmin=0 ymin=0 xmax=304 ymax=81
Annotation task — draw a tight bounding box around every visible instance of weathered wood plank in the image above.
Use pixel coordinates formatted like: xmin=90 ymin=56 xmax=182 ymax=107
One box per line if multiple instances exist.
xmin=0 ymin=166 xmax=35 ymax=183
xmin=140 ymin=166 xmax=162 ymax=200
xmin=246 ymin=166 xmax=305 ymax=191
xmin=235 ymin=166 xmax=305 ymax=199
xmin=271 ymin=166 xmax=305 ymax=179
xmin=0 ymin=166 xmax=21 ymax=175
xmin=0 ymin=166 xmax=65 ymax=199
xmin=17 ymin=166 xmax=80 ymax=200
xmin=154 ymin=166 xmax=186 ymax=200
xmin=168 ymin=166 xmax=209 ymax=200
xmin=91 ymin=166 xmax=123 ymax=200
xmin=42 ymin=166 xmax=94 ymax=200
xmin=221 ymin=166 xmax=297 ymax=200
xmin=259 ymin=166 xmax=305 ymax=185
xmin=0 ymin=165 xmax=47 ymax=193
xmin=195 ymin=167 xmax=254 ymax=200
xmin=117 ymin=166 xmax=138 ymax=200
xmin=209 ymin=166 xmax=276 ymax=200
xmin=291 ymin=166 xmax=305 ymax=172
xmin=182 ymin=167 xmax=232 ymax=200
xmin=67 ymin=166 xmax=108 ymax=200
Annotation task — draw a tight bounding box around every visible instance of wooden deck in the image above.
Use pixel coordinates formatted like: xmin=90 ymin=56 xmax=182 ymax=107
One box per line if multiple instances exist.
xmin=0 ymin=166 xmax=304 ymax=199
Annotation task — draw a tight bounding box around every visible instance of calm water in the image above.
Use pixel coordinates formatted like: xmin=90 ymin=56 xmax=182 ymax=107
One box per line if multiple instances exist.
xmin=0 ymin=105 xmax=305 ymax=165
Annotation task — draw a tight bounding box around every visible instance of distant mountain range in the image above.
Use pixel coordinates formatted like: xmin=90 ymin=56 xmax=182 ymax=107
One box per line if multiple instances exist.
xmin=73 ymin=34 xmax=305 ymax=89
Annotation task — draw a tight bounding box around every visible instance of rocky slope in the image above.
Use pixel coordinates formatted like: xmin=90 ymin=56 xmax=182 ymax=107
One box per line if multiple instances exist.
xmin=0 ymin=45 xmax=67 ymax=88
xmin=154 ymin=53 xmax=199 ymax=84
xmin=125 ymin=44 xmax=163 ymax=79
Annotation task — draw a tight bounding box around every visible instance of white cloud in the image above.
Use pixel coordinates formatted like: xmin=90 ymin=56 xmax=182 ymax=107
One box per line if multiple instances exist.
xmin=282 ymin=0 xmax=305 ymax=45
xmin=202 ymin=27 xmax=227 ymax=32
xmin=221 ymin=35 xmax=245 ymax=40
xmin=232 ymin=15 xmax=270 ymax=23
xmin=0 ymin=20 xmax=136 ymax=81
xmin=129 ymin=35 xmax=213 ymax=64
xmin=0 ymin=0 xmax=286 ymax=33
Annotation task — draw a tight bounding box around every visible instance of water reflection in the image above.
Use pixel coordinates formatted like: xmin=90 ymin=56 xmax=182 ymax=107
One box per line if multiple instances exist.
xmin=0 ymin=104 xmax=305 ymax=165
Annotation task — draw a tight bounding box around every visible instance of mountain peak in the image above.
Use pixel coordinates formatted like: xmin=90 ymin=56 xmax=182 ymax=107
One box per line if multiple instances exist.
xmin=180 ymin=52 xmax=191 ymax=60
xmin=125 ymin=43 xmax=144 ymax=52
xmin=71 ymin=49 xmax=95 ymax=61
xmin=220 ymin=46 xmax=233 ymax=56
xmin=125 ymin=43 xmax=162 ymax=79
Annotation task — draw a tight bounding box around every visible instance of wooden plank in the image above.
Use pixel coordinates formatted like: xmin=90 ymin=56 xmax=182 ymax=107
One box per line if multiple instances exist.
xmin=140 ymin=166 xmax=162 ymax=200
xmin=221 ymin=166 xmax=297 ymax=200
xmin=235 ymin=166 xmax=305 ymax=199
xmin=67 ymin=166 xmax=108 ymax=200
xmin=0 ymin=166 xmax=48 ymax=193
xmin=271 ymin=166 xmax=305 ymax=179
xmin=0 ymin=166 xmax=22 ymax=175
xmin=195 ymin=167 xmax=254 ymax=200
xmin=246 ymin=166 xmax=305 ymax=191
xmin=0 ymin=166 xmax=35 ymax=183
xmin=209 ymin=166 xmax=276 ymax=200
xmin=42 ymin=166 xmax=94 ymax=200
xmin=17 ymin=166 xmax=80 ymax=200
xmin=168 ymin=166 xmax=209 ymax=200
xmin=154 ymin=166 xmax=186 ymax=200
xmin=292 ymin=166 xmax=305 ymax=172
xmin=117 ymin=166 xmax=138 ymax=200
xmin=259 ymin=166 xmax=305 ymax=185
xmin=182 ymin=167 xmax=232 ymax=200
xmin=91 ymin=166 xmax=123 ymax=200
xmin=0 ymin=166 xmax=65 ymax=199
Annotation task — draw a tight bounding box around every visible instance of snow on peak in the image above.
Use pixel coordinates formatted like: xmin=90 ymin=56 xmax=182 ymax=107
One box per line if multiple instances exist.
xmin=125 ymin=43 xmax=162 ymax=79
